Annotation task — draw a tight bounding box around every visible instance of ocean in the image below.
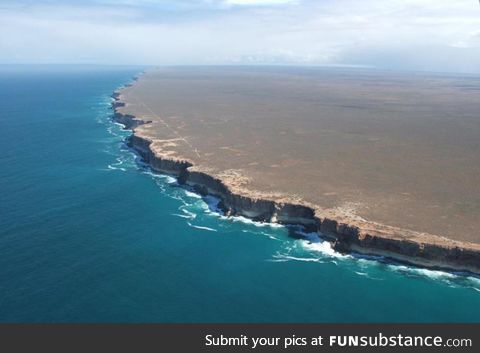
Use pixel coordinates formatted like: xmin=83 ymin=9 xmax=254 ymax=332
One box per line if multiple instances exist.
xmin=0 ymin=65 xmax=479 ymax=322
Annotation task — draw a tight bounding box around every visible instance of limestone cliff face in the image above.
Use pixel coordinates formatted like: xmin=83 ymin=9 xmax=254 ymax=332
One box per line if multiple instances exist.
xmin=184 ymin=169 xmax=317 ymax=227
xmin=111 ymin=87 xmax=480 ymax=275
xmin=326 ymin=218 xmax=480 ymax=274
xmin=274 ymin=203 xmax=317 ymax=229
xmin=127 ymin=134 xmax=191 ymax=174
xmin=114 ymin=113 xmax=143 ymax=130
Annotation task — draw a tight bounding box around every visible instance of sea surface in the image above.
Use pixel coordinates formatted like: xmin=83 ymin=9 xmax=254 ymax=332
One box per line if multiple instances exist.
xmin=0 ymin=65 xmax=479 ymax=322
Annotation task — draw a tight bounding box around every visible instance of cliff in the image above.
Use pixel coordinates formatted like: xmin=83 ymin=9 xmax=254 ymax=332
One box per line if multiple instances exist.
xmin=111 ymin=87 xmax=480 ymax=276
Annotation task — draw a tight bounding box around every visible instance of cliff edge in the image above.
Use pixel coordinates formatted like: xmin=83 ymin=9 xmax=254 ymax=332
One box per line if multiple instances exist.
xmin=111 ymin=71 xmax=480 ymax=275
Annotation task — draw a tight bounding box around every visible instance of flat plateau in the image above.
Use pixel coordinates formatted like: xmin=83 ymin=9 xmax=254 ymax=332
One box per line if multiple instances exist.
xmin=113 ymin=66 xmax=480 ymax=274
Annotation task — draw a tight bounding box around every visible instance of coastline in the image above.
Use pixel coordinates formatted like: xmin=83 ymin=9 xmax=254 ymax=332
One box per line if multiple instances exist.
xmin=111 ymin=76 xmax=480 ymax=276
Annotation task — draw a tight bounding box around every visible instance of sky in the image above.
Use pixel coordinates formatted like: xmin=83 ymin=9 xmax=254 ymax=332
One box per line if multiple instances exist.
xmin=1 ymin=0 xmax=479 ymax=73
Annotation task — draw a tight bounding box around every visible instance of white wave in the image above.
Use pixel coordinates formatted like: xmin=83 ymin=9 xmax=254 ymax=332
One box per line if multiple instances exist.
xmin=389 ymin=265 xmax=456 ymax=280
xmin=169 ymin=193 xmax=188 ymax=202
xmin=229 ymin=215 xmax=284 ymax=229
xmin=241 ymin=229 xmax=280 ymax=241
xmin=415 ymin=268 xmax=456 ymax=280
xmin=180 ymin=208 xmax=197 ymax=219
xmin=466 ymin=276 xmax=480 ymax=287
xmin=187 ymin=222 xmax=217 ymax=232
xmin=383 ymin=263 xmax=480 ymax=289
xmin=171 ymin=213 xmax=193 ymax=219
xmin=164 ymin=176 xmax=177 ymax=184
xmin=270 ymin=254 xmax=325 ymax=263
xmin=107 ymin=164 xmax=126 ymax=172
xmin=354 ymin=270 xmax=384 ymax=281
xmin=140 ymin=170 xmax=157 ymax=178
xmin=184 ymin=190 xmax=202 ymax=199
xmin=302 ymin=240 xmax=349 ymax=259
xmin=141 ymin=170 xmax=177 ymax=184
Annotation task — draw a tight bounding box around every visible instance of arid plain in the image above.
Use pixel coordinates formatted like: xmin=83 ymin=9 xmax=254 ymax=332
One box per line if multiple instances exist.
xmin=117 ymin=66 xmax=480 ymax=247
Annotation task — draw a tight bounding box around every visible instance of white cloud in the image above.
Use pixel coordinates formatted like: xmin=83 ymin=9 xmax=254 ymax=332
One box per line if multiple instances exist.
xmin=0 ymin=0 xmax=479 ymax=73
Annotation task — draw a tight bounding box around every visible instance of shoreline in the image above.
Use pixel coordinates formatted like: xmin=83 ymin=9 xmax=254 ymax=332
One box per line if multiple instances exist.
xmin=111 ymin=77 xmax=480 ymax=276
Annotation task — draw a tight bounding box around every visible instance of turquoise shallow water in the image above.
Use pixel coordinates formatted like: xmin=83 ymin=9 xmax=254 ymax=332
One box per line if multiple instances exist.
xmin=0 ymin=66 xmax=479 ymax=323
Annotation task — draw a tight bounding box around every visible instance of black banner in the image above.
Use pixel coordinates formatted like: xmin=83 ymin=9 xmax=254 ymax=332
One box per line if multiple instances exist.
xmin=0 ymin=324 xmax=477 ymax=353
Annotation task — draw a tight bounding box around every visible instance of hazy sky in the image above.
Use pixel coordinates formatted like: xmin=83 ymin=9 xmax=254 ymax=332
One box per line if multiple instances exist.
xmin=1 ymin=0 xmax=479 ymax=73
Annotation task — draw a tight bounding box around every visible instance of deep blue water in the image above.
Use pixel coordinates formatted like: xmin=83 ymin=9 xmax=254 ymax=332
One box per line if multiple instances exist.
xmin=0 ymin=66 xmax=479 ymax=323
